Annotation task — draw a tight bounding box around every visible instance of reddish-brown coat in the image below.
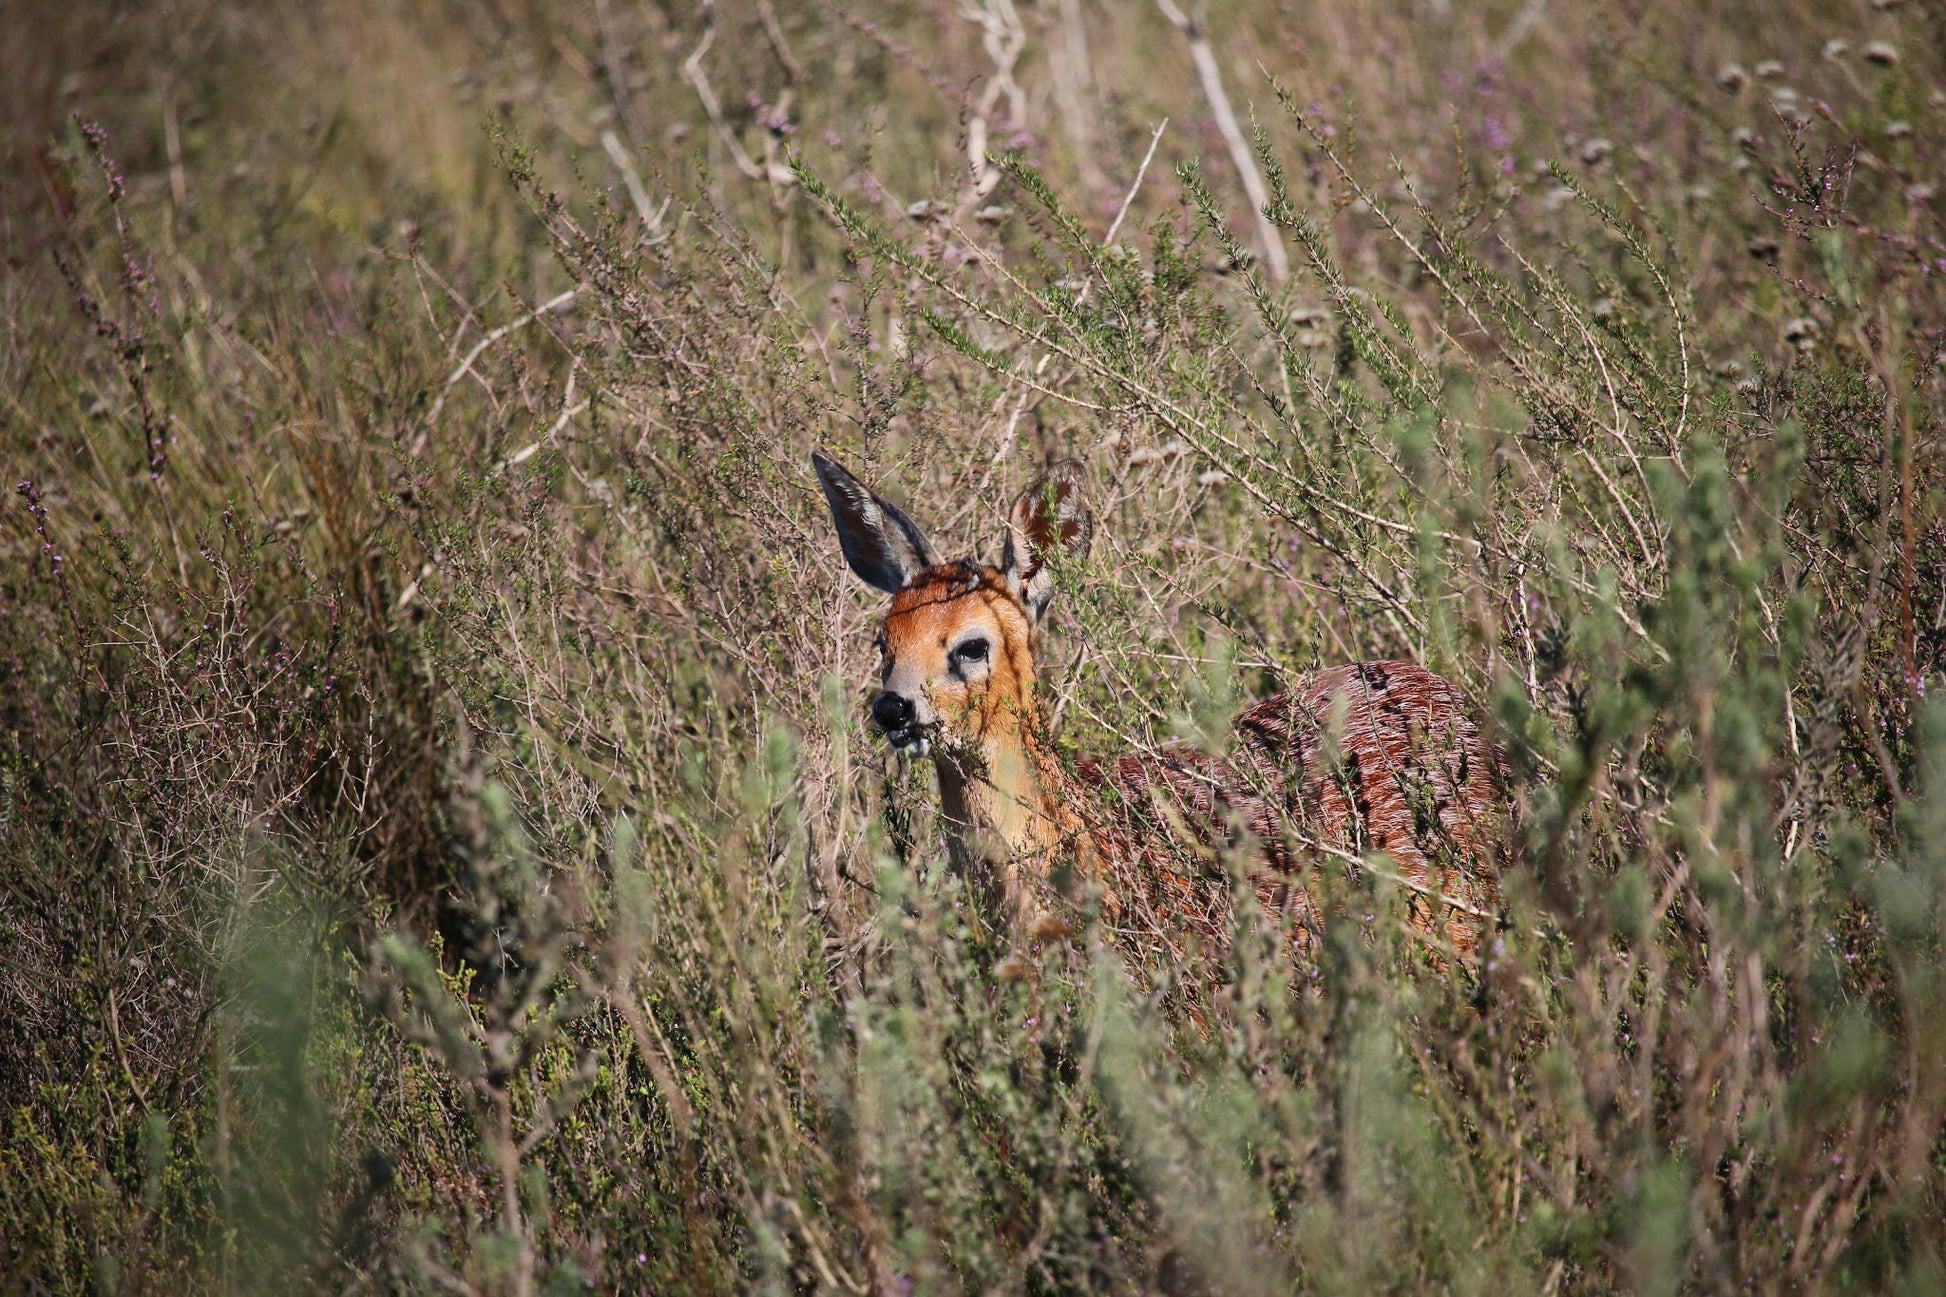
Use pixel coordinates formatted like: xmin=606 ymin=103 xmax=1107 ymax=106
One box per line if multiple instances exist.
xmin=813 ymin=450 xmax=1502 ymax=961
xmin=1068 ymin=661 xmax=1503 ymax=957
xmin=883 ymin=571 xmax=1503 ymax=958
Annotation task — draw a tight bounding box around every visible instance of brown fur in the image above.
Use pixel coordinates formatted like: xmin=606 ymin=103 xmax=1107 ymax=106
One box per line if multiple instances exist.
xmin=816 ymin=450 xmax=1502 ymax=960
xmin=881 ymin=569 xmax=1503 ymax=959
xmin=1072 ymin=661 xmax=1502 ymax=957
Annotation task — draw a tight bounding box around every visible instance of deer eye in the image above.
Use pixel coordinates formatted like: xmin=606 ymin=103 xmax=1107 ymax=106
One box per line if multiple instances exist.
xmin=950 ymin=637 xmax=990 ymax=669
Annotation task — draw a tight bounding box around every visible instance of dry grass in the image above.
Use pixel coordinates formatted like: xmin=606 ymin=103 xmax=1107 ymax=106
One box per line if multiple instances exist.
xmin=3 ymin=0 xmax=1944 ymax=1291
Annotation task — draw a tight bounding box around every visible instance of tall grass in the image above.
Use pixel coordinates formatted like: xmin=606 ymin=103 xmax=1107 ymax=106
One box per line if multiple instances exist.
xmin=3 ymin=0 xmax=1943 ymax=1290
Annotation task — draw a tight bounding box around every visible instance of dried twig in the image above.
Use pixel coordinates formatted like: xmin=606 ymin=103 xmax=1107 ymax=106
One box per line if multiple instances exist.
xmin=162 ymin=96 xmax=186 ymax=209
xmin=684 ymin=6 xmax=782 ymax=184
xmin=963 ymin=0 xmax=1027 ymax=199
xmin=1105 ymin=118 xmax=1168 ymax=247
xmin=1493 ymin=0 xmax=1550 ymax=60
xmin=494 ymin=361 xmax=586 ymax=478
xmin=600 ymin=131 xmax=673 ymax=235
xmin=1050 ymin=0 xmax=1107 ymax=194
xmin=424 ymin=289 xmax=580 ymax=435
xmin=756 ymin=0 xmax=804 ymax=84
xmin=593 ymin=0 xmax=650 ymax=151
xmin=1153 ymin=0 xmax=1288 ymax=282
xmin=1076 ymin=118 xmax=1166 ymax=309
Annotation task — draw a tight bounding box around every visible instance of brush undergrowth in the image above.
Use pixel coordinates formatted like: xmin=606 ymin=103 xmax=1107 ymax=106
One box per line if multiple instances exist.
xmin=4 ymin=1 xmax=1944 ymax=1291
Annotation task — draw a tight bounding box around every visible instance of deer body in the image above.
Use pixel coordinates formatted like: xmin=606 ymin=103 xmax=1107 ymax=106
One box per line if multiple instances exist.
xmin=814 ymin=452 xmax=1502 ymax=957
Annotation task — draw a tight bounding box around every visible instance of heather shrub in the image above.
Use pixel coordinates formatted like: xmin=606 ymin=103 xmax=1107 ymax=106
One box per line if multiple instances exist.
xmin=3 ymin=1 xmax=1943 ymax=1291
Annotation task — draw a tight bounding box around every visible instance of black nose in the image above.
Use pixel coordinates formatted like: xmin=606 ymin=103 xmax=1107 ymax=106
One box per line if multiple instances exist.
xmin=872 ymin=691 xmax=915 ymax=732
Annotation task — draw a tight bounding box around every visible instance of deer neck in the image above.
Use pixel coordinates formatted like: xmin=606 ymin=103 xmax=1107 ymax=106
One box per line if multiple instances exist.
xmin=932 ymin=697 xmax=1078 ymax=885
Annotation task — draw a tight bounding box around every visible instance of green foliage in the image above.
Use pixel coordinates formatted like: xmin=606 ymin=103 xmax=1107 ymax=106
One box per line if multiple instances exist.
xmin=5 ymin=0 xmax=1946 ymax=1291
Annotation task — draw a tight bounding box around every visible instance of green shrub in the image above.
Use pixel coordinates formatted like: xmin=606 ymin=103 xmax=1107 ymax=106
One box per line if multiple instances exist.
xmin=4 ymin=1 xmax=1943 ymax=1290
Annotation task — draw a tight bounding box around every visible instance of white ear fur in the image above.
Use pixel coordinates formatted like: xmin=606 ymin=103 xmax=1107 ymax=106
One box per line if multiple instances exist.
xmin=812 ymin=451 xmax=940 ymax=594
xmin=1002 ymin=461 xmax=1093 ymax=621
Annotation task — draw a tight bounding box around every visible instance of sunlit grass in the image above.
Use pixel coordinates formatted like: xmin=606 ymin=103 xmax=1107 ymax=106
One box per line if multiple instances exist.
xmin=4 ymin=1 xmax=1943 ymax=1290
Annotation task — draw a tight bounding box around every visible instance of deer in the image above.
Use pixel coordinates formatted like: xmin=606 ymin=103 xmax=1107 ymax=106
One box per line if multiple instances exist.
xmin=812 ymin=450 xmax=1504 ymax=961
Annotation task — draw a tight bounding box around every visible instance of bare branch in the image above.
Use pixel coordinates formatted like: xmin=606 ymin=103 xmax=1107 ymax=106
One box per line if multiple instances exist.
xmin=601 ymin=131 xmax=673 ymax=235
xmin=1154 ymin=0 xmax=1289 ymax=282
xmin=1105 ymin=118 xmax=1169 ymax=247
xmin=962 ymin=0 xmax=1028 ymax=199
xmin=425 ymin=289 xmax=580 ymax=434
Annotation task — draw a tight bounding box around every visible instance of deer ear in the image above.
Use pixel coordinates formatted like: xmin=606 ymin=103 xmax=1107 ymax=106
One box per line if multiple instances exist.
xmin=1002 ymin=460 xmax=1093 ymax=621
xmin=813 ymin=450 xmax=941 ymax=594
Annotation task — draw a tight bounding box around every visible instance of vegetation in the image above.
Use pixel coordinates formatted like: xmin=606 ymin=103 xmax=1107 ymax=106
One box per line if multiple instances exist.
xmin=3 ymin=0 xmax=1943 ymax=1290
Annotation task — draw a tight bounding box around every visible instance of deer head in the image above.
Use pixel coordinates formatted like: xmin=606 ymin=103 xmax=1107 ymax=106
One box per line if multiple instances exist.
xmin=813 ymin=450 xmax=1093 ymax=762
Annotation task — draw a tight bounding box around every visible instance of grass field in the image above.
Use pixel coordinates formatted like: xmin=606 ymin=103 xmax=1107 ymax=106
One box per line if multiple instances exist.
xmin=4 ymin=0 xmax=1945 ymax=1290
